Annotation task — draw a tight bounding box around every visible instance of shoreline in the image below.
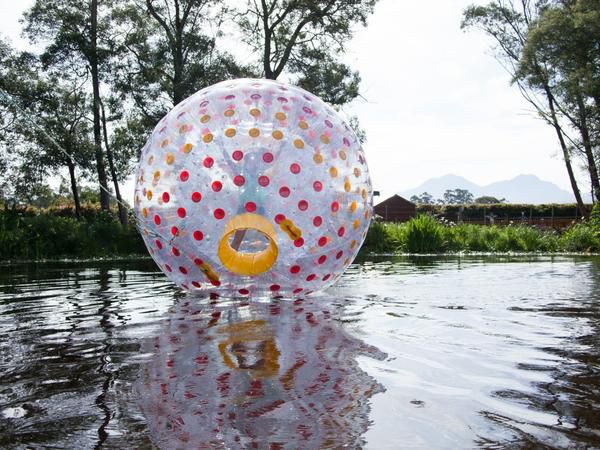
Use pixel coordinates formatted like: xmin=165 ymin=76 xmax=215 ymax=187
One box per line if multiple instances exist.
xmin=1 ymin=252 xmax=599 ymax=266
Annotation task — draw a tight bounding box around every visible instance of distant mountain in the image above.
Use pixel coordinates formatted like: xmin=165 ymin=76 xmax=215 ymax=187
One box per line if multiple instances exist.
xmin=401 ymin=174 xmax=583 ymax=204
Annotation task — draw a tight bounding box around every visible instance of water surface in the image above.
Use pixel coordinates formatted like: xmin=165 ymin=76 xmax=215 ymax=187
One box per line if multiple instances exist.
xmin=0 ymin=256 xmax=599 ymax=448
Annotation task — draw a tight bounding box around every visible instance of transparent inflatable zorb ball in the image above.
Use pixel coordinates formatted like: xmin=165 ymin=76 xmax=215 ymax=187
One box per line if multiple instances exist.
xmin=134 ymin=78 xmax=372 ymax=297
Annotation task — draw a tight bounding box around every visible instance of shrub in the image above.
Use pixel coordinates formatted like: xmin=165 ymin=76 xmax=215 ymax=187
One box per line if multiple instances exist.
xmin=560 ymin=223 xmax=600 ymax=252
xmin=0 ymin=207 xmax=146 ymax=260
xmin=404 ymin=215 xmax=445 ymax=253
xmin=591 ymin=202 xmax=600 ymax=234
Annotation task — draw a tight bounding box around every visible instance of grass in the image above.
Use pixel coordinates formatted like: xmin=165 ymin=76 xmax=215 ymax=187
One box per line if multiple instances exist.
xmin=361 ymin=214 xmax=600 ymax=255
xmin=0 ymin=207 xmax=145 ymax=261
xmin=1 ymin=205 xmax=598 ymax=261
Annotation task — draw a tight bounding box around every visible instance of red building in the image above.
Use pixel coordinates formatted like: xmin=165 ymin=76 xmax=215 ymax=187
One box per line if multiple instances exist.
xmin=374 ymin=195 xmax=416 ymax=222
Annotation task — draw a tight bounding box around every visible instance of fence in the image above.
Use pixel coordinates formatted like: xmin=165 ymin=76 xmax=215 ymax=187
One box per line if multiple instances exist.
xmin=459 ymin=216 xmax=579 ymax=229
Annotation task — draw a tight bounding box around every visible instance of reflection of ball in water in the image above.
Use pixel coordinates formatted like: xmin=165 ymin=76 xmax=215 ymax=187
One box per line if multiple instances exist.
xmin=134 ymin=78 xmax=372 ymax=297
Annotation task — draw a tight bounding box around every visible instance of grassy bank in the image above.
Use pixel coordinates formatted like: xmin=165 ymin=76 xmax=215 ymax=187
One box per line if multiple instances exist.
xmin=0 ymin=206 xmax=145 ymax=260
xmin=362 ymin=209 xmax=600 ymax=255
xmin=1 ymin=204 xmax=599 ymax=261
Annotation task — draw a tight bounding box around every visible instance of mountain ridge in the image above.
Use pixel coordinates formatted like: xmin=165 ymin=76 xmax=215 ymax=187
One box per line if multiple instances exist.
xmin=400 ymin=174 xmax=588 ymax=204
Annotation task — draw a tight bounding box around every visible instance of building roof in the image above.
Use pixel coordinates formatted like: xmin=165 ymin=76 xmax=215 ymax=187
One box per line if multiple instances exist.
xmin=374 ymin=194 xmax=416 ymax=208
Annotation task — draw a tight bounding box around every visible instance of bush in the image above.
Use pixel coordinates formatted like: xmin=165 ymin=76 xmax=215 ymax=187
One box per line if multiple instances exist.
xmin=591 ymin=202 xmax=600 ymax=233
xmin=560 ymin=223 xmax=600 ymax=252
xmin=360 ymin=214 xmax=596 ymax=255
xmin=403 ymin=215 xmax=445 ymax=253
xmin=0 ymin=207 xmax=146 ymax=260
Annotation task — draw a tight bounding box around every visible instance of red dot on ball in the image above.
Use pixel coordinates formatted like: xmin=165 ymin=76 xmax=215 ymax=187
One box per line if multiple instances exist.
xmin=338 ymin=226 xmax=345 ymax=237
xmin=306 ymin=274 xmax=316 ymax=281
xmin=194 ymin=257 xmax=204 ymax=265
xmin=171 ymin=226 xmax=178 ymax=236
xmin=298 ymin=200 xmax=308 ymax=211
xmin=179 ymin=266 xmax=188 ymax=274
xmin=290 ymin=163 xmax=301 ymax=174
xmin=154 ymin=215 xmax=161 ymax=225
xmin=191 ymin=191 xmax=202 ymax=202
xmin=177 ymin=207 xmax=186 ymax=218
xmin=336 ymin=250 xmax=343 ymax=259
xmin=318 ymin=255 xmax=327 ymax=264
xmin=233 ymin=175 xmax=245 ymax=186
xmin=313 ymin=216 xmax=322 ymax=227
xmin=232 ymin=150 xmax=243 ymax=161
xmin=203 ymin=157 xmax=214 ymax=168
xmin=274 ymin=214 xmax=286 ymax=224
xmin=214 ymin=208 xmax=225 ymax=219
xmin=294 ymin=237 xmax=304 ymax=247
xmin=245 ymin=202 xmax=256 ymax=212
xmin=313 ymin=181 xmax=323 ymax=192
xmin=290 ymin=265 xmax=301 ymax=274
xmin=331 ymin=201 xmax=339 ymax=212
xmin=258 ymin=175 xmax=270 ymax=187
xmin=238 ymin=288 xmax=250 ymax=295
xmin=270 ymin=284 xmax=280 ymax=291
xmin=162 ymin=192 xmax=170 ymax=203
xmin=263 ymin=152 xmax=274 ymax=163
xmin=279 ymin=186 xmax=290 ymax=198
xmin=212 ymin=181 xmax=222 ymax=192
xmin=180 ymin=170 xmax=189 ymax=182
xmin=193 ymin=230 xmax=203 ymax=241
xmin=318 ymin=236 xmax=328 ymax=247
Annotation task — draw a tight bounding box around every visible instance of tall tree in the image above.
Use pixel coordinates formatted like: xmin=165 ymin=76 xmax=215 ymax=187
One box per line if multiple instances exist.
xmin=518 ymin=0 xmax=600 ymax=202
xmin=443 ymin=189 xmax=474 ymax=205
xmin=112 ymin=0 xmax=253 ymax=125
xmin=0 ymin=50 xmax=94 ymax=216
xmin=237 ymin=0 xmax=378 ymax=106
xmin=462 ymin=1 xmax=589 ymax=214
xmin=23 ymin=0 xmax=117 ymax=213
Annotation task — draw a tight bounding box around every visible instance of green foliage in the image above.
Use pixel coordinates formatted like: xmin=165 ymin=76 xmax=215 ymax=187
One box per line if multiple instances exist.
xmin=442 ymin=188 xmax=474 ymax=205
xmin=560 ymin=223 xmax=600 ymax=252
xmin=0 ymin=206 xmax=145 ymax=260
xmin=360 ymin=215 xmax=598 ymax=255
xmin=462 ymin=0 xmax=600 ymax=205
xmin=590 ymin=202 xmax=600 ymax=233
xmin=361 ymin=221 xmax=396 ymax=253
xmin=237 ymin=0 xmax=378 ymax=105
xmin=474 ymin=196 xmax=505 ymax=204
xmin=403 ymin=215 xmax=445 ymax=253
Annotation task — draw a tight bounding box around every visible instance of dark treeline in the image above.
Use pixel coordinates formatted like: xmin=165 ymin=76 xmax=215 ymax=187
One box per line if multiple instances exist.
xmin=462 ymin=0 xmax=600 ymax=214
xmin=0 ymin=0 xmax=378 ymax=223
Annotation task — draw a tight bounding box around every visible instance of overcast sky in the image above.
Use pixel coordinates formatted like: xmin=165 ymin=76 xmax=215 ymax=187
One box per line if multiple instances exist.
xmin=0 ymin=0 xmax=588 ymax=202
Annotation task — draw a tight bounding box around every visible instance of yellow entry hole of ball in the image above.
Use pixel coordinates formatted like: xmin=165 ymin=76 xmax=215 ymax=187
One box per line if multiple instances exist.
xmin=218 ymin=213 xmax=278 ymax=276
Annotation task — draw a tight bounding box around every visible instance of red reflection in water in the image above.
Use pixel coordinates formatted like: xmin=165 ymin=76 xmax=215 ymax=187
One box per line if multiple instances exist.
xmin=136 ymin=296 xmax=386 ymax=448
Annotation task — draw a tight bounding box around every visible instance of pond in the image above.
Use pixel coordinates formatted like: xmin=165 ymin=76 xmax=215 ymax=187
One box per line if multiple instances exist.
xmin=0 ymin=256 xmax=599 ymax=449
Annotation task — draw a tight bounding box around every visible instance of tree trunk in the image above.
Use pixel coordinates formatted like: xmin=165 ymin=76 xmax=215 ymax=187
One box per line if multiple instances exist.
xmin=171 ymin=0 xmax=185 ymax=104
xmin=100 ymin=100 xmax=128 ymax=226
xmin=260 ymin=0 xmax=275 ymax=79
xmin=575 ymin=92 xmax=600 ymax=202
xmin=66 ymin=158 xmax=82 ymax=220
xmin=91 ymin=0 xmax=110 ymax=211
xmin=545 ymin=88 xmax=587 ymax=216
